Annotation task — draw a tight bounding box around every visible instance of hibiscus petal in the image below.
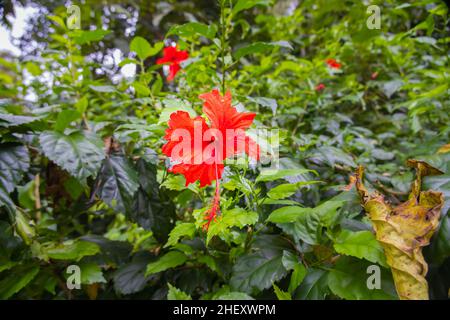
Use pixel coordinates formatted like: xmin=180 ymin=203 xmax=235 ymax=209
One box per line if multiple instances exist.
xmin=163 ymin=90 xmax=260 ymax=188
xmin=173 ymin=49 xmax=189 ymax=63
xmin=199 ymin=89 xmax=256 ymax=131
xmin=326 ymin=58 xmax=341 ymax=69
xmin=157 ymin=46 xmax=189 ymax=81
xmin=167 ymin=63 xmax=181 ymax=81
xmin=170 ymin=163 xmax=224 ymax=187
xmin=245 ymin=135 xmax=260 ymax=161
xmin=228 ymin=132 xmax=260 ymax=161
xmin=156 ymin=56 xmax=170 ymax=64
xmin=162 ymin=111 xmax=209 ymax=164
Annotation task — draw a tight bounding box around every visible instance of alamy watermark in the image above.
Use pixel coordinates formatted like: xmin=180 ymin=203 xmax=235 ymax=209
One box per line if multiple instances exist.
xmin=366 ymin=5 xmax=381 ymax=30
xmin=166 ymin=125 xmax=280 ymax=170
xmin=66 ymin=264 xmax=81 ymax=290
xmin=67 ymin=4 xmax=81 ymax=30
xmin=366 ymin=264 xmax=381 ymax=290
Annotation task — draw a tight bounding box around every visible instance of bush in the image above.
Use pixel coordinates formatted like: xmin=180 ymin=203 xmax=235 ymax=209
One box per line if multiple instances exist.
xmin=0 ymin=0 xmax=449 ymax=300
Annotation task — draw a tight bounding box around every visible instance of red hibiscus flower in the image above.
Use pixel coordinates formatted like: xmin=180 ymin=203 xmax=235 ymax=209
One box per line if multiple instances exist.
xmin=156 ymin=46 xmax=189 ymax=81
xmin=162 ymin=89 xmax=260 ymax=229
xmin=199 ymin=90 xmax=260 ymax=163
xmin=162 ymin=111 xmax=221 ymax=188
xmin=325 ymin=58 xmax=341 ymax=69
xmin=315 ymin=83 xmax=325 ymax=91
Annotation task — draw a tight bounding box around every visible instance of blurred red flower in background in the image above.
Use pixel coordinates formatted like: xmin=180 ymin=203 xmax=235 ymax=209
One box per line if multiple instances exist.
xmin=326 ymin=58 xmax=342 ymax=69
xmin=156 ymin=46 xmax=189 ymax=81
xmin=315 ymin=83 xmax=325 ymax=91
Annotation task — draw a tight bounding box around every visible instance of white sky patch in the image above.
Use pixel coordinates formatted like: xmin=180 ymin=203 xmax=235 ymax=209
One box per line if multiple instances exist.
xmin=112 ymin=48 xmax=122 ymax=65
xmin=121 ymin=63 xmax=136 ymax=78
xmin=0 ymin=5 xmax=39 ymax=56
xmin=108 ymin=47 xmax=136 ymax=78
xmin=0 ymin=5 xmax=136 ymax=82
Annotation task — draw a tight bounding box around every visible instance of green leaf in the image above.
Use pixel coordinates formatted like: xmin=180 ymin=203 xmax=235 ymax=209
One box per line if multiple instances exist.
xmin=207 ymin=208 xmax=258 ymax=244
xmin=276 ymin=199 xmax=345 ymax=245
xmin=71 ymin=29 xmax=110 ymax=45
xmin=0 ymin=261 xmax=17 ymax=273
xmin=273 ymin=283 xmax=291 ymax=300
xmin=0 ymin=144 xmax=30 ymax=193
xmin=428 ymin=3 xmax=448 ymax=16
xmin=234 ymin=41 xmax=292 ymax=60
xmin=277 ymin=215 xmax=320 ymax=245
xmin=308 ymin=146 xmax=356 ymax=168
xmin=281 ymin=250 xmax=299 ymax=270
xmin=230 ymin=235 xmax=292 ymax=294
xmin=75 ymin=96 xmax=88 ymax=114
xmin=145 ymin=251 xmax=187 ymax=276
xmin=267 ymin=206 xmax=311 ymax=223
xmin=46 ymin=240 xmax=101 ymax=261
xmin=247 ymin=96 xmax=278 ymax=115
xmin=133 ymin=82 xmax=151 ymax=96
xmin=267 ymin=181 xmax=321 ymax=200
xmin=130 ymin=36 xmax=152 ymax=60
xmin=119 ymin=58 xmax=138 ymax=67
xmin=79 ymin=263 xmax=107 ymax=285
xmin=97 ymin=155 xmax=140 ymax=213
xmin=334 ymin=230 xmax=387 ymax=267
xmin=414 ymin=36 xmax=437 ymax=46
xmin=167 ymin=22 xmax=217 ymax=40
xmin=63 ymin=177 xmax=84 ymax=200
xmin=165 ymin=223 xmax=196 ymax=248
xmin=276 ymin=197 xmax=347 ymax=245
xmin=14 ymin=208 xmax=35 ymax=245
xmin=161 ymin=175 xmax=187 ymax=191
xmin=256 ymin=168 xmax=316 ymax=183
xmin=150 ymin=42 xmax=165 ymax=57
xmin=197 ymin=255 xmax=220 ymax=274
xmin=294 ymin=268 xmax=329 ymax=300
xmin=328 ymin=257 xmax=397 ymax=300
xmin=0 ymin=221 xmax=21 ymax=261
xmin=216 ymin=292 xmax=254 ymax=300
xmin=47 ymin=15 xmax=66 ymax=29
xmin=158 ymin=99 xmax=196 ymax=124
xmin=371 ymin=148 xmax=394 ymax=161
xmin=130 ymin=38 xmax=163 ymax=61
xmin=167 ymin=283 xmax=192 ymax=300
xmin=89 ymin=85 xmax=116 ymax=93
xmin=232 ymin=0 xmax=271 ymax=15
xmin=429 ymin=214 xmax=450 ymax=264
xmin=25 ymin=61 xmax=42 ymax=76
xmin=0 ymin=113 xmax=39 ymax=127
xmin=311 ymin=199 xmax=346 ymax=227
xmin=382 ymin=79 xmax=403 ymax=98
xmin=288 ymin=264 xmax=307 ymax=293
xmin=39 ymin=131 xmax=105 ymax=183
xmin=129 ymin=159 xmax=175 ymax=243
xmin=113 ymin=254 xmax=152 ymax=295
xmin=54 ymin=110 xmax=81 ymax=132
xmin=262 ymin=199 xmax=300 ymax=206
xmin=0 ymin=185 xmax=14 ymax=214
xmin=0 ymin=265 xmax=39 ymax=299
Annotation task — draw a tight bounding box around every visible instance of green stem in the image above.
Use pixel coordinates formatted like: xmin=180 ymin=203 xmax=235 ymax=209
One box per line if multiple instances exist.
xmin=220 ymin=0 xmax=226 ymax=94
xmin=244 ymin=226 xmax=253 ymax=251
xmin=68 ymin=39 xmax=90 ymax=131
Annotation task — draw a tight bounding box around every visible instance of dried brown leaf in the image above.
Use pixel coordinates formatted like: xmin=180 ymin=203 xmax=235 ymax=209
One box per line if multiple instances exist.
xmin=354 ymin=160 xmax=444 ymax=300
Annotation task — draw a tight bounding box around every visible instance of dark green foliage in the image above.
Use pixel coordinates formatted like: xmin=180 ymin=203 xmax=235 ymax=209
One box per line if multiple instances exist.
xmin=0 ymin=0 xmax=448 ymax=300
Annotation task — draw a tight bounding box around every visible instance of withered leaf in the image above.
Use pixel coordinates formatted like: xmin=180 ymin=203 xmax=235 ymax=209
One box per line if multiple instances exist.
xmin=354 ymin=160 xmax=444 ymax=300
